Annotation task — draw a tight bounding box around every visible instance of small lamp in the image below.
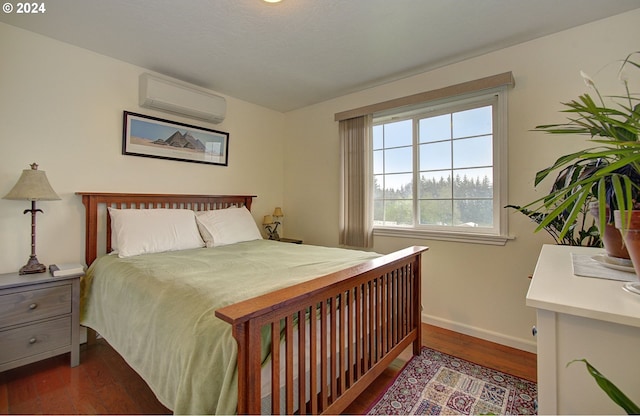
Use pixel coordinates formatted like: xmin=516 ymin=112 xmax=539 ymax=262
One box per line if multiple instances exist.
xmin=3 ymin=163 xmax=60 ymax=275
xmin=263 ymin=207 xmax=284 ymax=240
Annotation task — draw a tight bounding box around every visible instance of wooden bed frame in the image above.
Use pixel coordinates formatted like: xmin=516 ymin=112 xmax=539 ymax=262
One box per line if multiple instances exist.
xmin=77 ymin=192 xmax=427 ymax=415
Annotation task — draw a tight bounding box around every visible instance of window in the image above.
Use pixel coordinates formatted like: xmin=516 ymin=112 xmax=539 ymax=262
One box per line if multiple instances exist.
xmin=372 ymin=89 xmax=508 ymax=244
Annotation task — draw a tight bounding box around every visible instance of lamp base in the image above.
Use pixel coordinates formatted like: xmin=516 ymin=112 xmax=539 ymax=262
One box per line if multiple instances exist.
xmin=19 ymin=255 xmax=46 ymax=275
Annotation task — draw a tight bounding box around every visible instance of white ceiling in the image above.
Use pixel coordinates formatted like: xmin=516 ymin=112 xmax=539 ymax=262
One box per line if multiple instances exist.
xmin=2 ymin=0 xmax=639 ymax=112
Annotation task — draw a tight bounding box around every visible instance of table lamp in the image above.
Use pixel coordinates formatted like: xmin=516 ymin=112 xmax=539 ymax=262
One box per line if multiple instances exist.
xmin=263 ymin=207 xmax=284 ymax=240
xmin=3 ymin=163 xmax=60 ymax=274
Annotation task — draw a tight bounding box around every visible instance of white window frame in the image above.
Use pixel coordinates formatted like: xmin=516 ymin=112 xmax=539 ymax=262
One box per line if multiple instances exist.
xmin=372 ymin=87 xmax=510 ymax=245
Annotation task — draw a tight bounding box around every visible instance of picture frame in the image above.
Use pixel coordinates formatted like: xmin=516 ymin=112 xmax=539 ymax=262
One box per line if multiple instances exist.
xmin=122 ymin=111 xmax=229 ymax=166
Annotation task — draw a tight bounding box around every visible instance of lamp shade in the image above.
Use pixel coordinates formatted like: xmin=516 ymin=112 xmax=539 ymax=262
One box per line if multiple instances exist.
xmin=273 ymin=207 xmax=284 ymax=217
xmin=3 ymin=163 xmax=60 ymax=201
xmin=263 ymin=215 xmax=274 ymax=225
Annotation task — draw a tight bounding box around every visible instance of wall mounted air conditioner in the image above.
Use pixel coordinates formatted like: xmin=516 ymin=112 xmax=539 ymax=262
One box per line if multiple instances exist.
xmin=139 ymin=73 xmax=226 ymax=124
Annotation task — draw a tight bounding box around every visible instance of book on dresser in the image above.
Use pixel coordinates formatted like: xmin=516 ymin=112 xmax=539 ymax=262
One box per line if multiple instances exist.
xmin=49 ymin=263 xmax=85 ymax=277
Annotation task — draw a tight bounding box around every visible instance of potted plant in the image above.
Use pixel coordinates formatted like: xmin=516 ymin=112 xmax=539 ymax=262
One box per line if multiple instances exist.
xmin=506 ymin=199 xmax=601 ymax=247
xmin=517 ymin=51 xmax=640 ymax=269
xmin=507 ymin=159 xmax=603 ymax=248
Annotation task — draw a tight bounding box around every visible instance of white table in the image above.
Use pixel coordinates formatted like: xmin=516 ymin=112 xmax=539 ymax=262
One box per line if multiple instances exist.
xmin=527 ymin=244 xmax=640 ymax=415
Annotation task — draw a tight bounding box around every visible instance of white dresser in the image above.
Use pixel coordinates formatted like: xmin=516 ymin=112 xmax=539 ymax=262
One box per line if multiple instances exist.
xmin=527 ymin=244 xmax=640 ymax=415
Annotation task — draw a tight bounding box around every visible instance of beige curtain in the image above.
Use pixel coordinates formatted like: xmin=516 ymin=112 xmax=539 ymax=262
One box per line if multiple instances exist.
xmin=339 ymin=114 xmax=373 ymax=248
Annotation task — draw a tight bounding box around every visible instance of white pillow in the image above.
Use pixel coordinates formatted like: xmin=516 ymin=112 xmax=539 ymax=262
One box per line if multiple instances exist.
xmin=108 ymin=208 xmax=205 ymax=258
xmin=195 ymin=206 xmax=262 ymax=247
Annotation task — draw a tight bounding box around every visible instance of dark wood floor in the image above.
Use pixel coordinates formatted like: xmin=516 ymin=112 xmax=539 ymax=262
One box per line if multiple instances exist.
xmin=0 ymin=324 xmax=536 ymax=414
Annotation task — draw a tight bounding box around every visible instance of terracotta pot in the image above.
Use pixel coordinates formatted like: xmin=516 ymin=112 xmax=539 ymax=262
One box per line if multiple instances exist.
xmin=614 ymin=210 xmax=640 ymax=276
xmin=589 ymin=202 xmax=630 ymax=260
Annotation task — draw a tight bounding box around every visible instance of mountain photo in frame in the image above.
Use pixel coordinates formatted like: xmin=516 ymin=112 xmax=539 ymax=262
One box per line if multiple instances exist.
xmin=122 ymin=111 xmax=229 ymax=166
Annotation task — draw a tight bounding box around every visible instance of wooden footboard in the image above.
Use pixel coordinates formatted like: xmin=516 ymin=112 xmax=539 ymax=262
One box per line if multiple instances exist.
xmin=216 ymin=245 xmax=427 ymax=415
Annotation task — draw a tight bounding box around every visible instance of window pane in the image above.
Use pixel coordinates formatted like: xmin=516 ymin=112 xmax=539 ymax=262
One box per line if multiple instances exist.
xmin=384 ymin=146 xmax=412 ymax=174
xmin=373 ymin=175 xmax=384 ymax=199
xmin=373 ymin=125 xmax=383 ymax=150
xmin=373 ymin=149 xmax=383 ymax=174
xmin=383 ymin=200 xmax=413 ymax=226
xmin=383 ymin=173 xmax=412 ymax=199
xmin=453 ymin=167 xmax=493 ymax=198
xmin=419 ymin=171 xmax=452 ymax=199
xmin=384 ymin=120 xmax=412 ymax=147
xmin=419 ymin=142 xmax=451 ymax=171
xmin=419 ymin=200 xmax=452 ymax=225
xmin=454 ymin=199 xmax=493 ymax=227
xmin=452 ymin=106 xmax=492 ymax=138
xmin=419 ymin=114 xmax=451 ymax=143
xmin=373 ymin=199 xmax=384 ymax=222
xmin=453 ymin=135 xmax=492 ymax=168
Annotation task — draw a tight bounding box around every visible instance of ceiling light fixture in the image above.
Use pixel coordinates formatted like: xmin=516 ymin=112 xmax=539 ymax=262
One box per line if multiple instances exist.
xmin=263 ymin=0 xmax=282 ymax=3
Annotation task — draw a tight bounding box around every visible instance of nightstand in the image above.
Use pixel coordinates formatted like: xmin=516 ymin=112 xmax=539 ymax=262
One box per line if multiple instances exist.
xmin=279 ymin=238 xmax=303 ymax=244
xmin=0 ymin=270 xmax=81 ymax=372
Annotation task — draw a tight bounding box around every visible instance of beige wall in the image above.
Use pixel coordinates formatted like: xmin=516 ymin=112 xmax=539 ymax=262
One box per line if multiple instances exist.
xmin=0 ymin=23 xmax=286 ymax=273
xmin=2 ymin=9 xmax=639 ymax=353
xmin=284 ymin=9 xmax=640 ymax=352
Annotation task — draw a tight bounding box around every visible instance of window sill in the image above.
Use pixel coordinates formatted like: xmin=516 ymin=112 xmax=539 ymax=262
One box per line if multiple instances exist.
xmin=373 ymin=227 xmax=514 ymax=246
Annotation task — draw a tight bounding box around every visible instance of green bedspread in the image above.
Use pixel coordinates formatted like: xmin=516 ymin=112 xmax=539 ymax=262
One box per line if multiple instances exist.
xmin=80 ymin=239 xmax=379 ymax=415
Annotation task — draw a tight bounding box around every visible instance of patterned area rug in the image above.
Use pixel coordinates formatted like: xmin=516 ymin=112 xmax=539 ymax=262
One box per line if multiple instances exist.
xmin=367 ymin=347 xmax=537 ymax=415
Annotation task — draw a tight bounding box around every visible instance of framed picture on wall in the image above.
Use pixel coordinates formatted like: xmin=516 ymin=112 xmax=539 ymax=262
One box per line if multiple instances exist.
xmin=122 ymin=111 xmax=229 ymax=166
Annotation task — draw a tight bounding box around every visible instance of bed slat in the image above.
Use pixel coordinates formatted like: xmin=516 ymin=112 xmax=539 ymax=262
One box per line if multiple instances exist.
xmin=309 ymin=304 xmax=318 ymax=414
xmin=270 ymin=322 xmax=281 ymax=414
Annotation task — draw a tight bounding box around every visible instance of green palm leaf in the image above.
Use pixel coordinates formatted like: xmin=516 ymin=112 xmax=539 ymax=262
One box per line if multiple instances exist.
xmin=568 ymin=359 xmax=640 ymax=414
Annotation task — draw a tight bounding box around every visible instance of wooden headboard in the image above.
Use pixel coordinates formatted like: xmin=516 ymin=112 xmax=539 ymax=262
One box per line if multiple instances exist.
xmin=76 ymin=192 xmax=256 ymax=266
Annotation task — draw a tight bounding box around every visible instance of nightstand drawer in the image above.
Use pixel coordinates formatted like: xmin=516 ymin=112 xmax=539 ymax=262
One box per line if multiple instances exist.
xmin=0 ymin=316 xmax=71 ymax=364
xmin=0 ymin=285 xmax=72 ymax=328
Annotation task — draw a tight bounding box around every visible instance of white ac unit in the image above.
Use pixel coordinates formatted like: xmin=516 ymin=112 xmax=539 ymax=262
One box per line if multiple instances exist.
xmin=139 ymin=73 xmax=226 ymax=124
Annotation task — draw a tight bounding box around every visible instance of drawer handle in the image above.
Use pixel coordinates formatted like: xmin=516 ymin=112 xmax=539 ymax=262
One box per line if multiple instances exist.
xmin=29 ymin=337 xmax=37 ymax=344
xmin=29 ymin=303 xmax=38 ymax=310
xmin=532 ymin=326 xmax=537 ymax=337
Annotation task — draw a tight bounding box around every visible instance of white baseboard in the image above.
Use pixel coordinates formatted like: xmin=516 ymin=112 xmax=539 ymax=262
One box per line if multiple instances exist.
xmin=423 ymin=313 xmax=537 ymax=354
